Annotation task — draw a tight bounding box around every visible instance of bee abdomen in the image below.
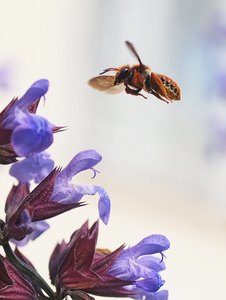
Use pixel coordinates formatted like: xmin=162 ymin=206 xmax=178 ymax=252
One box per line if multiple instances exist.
xmin=160 ymin=75 xmax=181 ymax=100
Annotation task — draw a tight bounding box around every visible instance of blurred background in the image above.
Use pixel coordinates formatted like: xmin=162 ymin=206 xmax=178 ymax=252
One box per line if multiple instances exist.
xmin=0 ymin=1 xmax=226 ymax=299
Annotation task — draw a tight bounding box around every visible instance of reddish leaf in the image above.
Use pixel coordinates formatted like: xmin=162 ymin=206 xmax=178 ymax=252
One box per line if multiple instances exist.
xmin=0 ymin=144 xmax=17 ymax=165
xmin=5 ymin=183 xmax=29 ymax=222
xmin=0 ymin=255 xmax=37 ymax=300
xmin=0 ymin=129 xmax=12 ymax=145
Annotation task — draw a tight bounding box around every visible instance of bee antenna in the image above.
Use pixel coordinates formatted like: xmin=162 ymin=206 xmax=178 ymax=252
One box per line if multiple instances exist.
xmin=125 ymin=41 xmax=143 ymax=66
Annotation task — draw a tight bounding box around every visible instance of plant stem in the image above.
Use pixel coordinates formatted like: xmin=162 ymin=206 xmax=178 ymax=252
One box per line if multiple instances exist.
xmin=3 ymin=241 xmax=56 ymax=299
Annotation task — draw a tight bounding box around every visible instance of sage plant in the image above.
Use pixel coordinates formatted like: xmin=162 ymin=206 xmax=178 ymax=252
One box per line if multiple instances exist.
xmin=0 ymin=80 xmax=169 ymax=300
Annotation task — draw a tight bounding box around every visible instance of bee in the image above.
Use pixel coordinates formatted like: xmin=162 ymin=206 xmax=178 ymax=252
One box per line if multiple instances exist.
xmin=88 ymin=41 xmax=181 ymax=103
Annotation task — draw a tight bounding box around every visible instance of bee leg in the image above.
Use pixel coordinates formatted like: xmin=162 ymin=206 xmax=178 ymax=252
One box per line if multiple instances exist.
xmin=149 ymin=90 xmax=172 ymax=104
xmin=125 ymin=85 xmax=147 ymax=99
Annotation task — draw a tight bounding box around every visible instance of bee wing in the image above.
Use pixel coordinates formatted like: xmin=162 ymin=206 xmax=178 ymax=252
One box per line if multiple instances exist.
xmin=88 ymin=75 xmax=125 ymax=94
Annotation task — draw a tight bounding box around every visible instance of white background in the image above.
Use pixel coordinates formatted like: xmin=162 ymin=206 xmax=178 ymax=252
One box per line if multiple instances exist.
xmin=0 ymin=1 xmax=226 ymax=300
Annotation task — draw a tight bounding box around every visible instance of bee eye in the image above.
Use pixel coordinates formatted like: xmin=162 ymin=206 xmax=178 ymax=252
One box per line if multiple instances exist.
xmin=121 ymin=68 xmax=130 ymax=77
xmin=115 ymin=67 xmax=131 ymax=83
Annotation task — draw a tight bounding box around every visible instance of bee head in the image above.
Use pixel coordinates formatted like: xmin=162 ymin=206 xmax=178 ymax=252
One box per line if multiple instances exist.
xmin=114 ymin=66 xmax=131 ymax=84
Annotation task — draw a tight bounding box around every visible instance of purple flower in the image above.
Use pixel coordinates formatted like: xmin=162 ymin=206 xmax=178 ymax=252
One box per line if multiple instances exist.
xmin=9 ymin=151 xmax=54 ymax=183
xmin=0 ymin=79 xmax=54 ymax=157
xmin=3 ymin=171 xmax=81 ymax=245
xmin=48 ymin=221 xmax=170 ymax=300
xmin=2 ymin=149 xmax=110 ymax=245
xmin=49 ymin=221 xmax=133 ymax=299
xmin=109 ymin=235 xmax=170 ymax=300
xmin=51 ymin=149 xmax=111 ymax=224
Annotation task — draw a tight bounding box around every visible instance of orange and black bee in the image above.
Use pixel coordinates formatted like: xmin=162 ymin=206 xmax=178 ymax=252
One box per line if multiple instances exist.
xmin=88 ymin=41 xmax=181 ymax=103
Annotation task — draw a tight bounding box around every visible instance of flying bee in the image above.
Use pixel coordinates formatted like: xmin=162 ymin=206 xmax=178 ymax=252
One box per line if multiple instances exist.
xmin=88 ymin=41 xmax=181 ymax=103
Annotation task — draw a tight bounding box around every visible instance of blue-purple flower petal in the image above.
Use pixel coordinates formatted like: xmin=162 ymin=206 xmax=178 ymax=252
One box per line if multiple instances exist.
xmin=153 ymin=290 xmax=168 ymax=300
xmin=10 ymin=109 xmax=54 ymax=156
xmin=51 ymin=184 xmax=110 ymax=224
xmin=136 ymin=256 xmax=166 ymax=273
xmin=51 ymin=150 xmax=111 ymax=224
xmin=15 ymin=79 xmax=49 ymax=109
xmin=2 ymin=79 xmax=49 ymax=128
xmin=109 ymin=234 xmax=169 ymax=300
xmin=9 ymin=152 xmax=54 ymax=183
xmin=56 ymin=149 xmax=102 ymax=182
xmin=135 ymin=276 xmax=164 ymax=293
xmin=96 ymin=186 xmax=111 ymax=225
xmin=121 ymin=235 xmax=170 ymax=259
